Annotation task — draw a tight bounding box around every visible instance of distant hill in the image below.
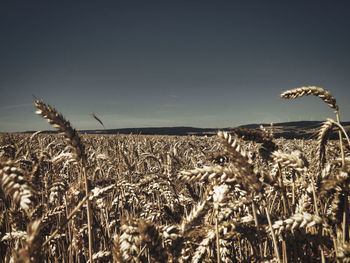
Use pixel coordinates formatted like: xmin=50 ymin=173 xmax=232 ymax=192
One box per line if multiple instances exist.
xmin=239 ymin=121 xmax=350 ymax=139
xmin=19 ymin=121 xmax=350 ymax=139
xmin=239 ymin=121 xmax=322 ymax=130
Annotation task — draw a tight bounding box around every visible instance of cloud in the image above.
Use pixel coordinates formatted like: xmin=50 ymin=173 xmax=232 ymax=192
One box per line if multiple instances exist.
xmin=0 ymin=103 xmax=33 ymax=111
xmin=158 ymin=104 xmax=179 ymax=108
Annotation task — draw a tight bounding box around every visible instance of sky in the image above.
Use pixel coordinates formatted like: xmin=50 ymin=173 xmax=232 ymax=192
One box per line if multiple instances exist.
xmin=1 ymin=0 xmax=350 ymax=132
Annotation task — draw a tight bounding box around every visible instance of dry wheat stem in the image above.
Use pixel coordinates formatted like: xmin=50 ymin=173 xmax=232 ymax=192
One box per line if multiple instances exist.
xmin=335 ymin=111 xmax=346 ymax=168
xmin=266 ymin=207 xmax=282 ymax=263
xmin=14 ymin=219 xmax=43 ymax=263
xmin=83 ymin=166 xmax=94 ymax=263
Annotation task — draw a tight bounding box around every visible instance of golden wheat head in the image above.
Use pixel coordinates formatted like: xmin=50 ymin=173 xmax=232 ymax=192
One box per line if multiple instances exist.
xmin=0 ymin=160 xmax=34 ymax=213
xmin=281 ymin=86 xmax=337 ymax=110
xmin=34 ymin=99 xmax=87 ymax=165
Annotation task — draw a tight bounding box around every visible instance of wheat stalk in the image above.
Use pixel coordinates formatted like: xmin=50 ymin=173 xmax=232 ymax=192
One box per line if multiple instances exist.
xmin=13 ymin=220 xmax=43 ymax=263
xmin=34 ymin=99 xmax=93 ymax=262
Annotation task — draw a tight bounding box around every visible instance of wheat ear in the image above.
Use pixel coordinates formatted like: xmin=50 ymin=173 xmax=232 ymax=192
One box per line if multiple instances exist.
xmin=280 ymin=86 xmax=337 ymax=110
xmin=0 ymin=160 xmax=34 ymax=213
xmin=217 ymin=131 xmax=263 ymax=193
xmin=34 ymin=99 xmax=87 ymax=164
xmin=272 ymin=150 xmax=308 ymax=172
xmin=233 ymin=128 xmax=271 ymax=143
xmin=271 ymin=212 xmax=323 ymax=235
xmin=317 ymin=119 xmax=335 ymax=166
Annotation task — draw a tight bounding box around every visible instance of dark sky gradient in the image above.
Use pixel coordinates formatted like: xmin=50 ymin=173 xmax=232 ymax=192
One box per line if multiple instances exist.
xmin=1 ymin=0 xmax=350 ymax=132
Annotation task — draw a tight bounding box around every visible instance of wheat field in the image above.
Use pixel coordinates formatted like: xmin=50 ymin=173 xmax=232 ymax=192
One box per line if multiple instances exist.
xmin=1 ymin=86 xmax=350 ymax=262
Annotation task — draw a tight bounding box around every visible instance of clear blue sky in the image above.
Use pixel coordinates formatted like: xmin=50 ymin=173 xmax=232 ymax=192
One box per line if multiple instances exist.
xmin=1 ymin=0 xmax=350 ymax=132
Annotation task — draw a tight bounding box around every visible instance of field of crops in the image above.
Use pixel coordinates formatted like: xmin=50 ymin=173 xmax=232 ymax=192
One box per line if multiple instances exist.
xmin=1 ymin=86 xmax=350 ymax=262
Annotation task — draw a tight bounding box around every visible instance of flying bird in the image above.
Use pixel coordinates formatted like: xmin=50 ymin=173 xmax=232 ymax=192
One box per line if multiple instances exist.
xmin=90 ymin=113 xmax=105 ymax=129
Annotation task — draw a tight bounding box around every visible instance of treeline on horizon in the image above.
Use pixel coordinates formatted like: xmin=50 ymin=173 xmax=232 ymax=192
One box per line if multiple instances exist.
xmin=12 ymin=120 xmax=350 ymax=139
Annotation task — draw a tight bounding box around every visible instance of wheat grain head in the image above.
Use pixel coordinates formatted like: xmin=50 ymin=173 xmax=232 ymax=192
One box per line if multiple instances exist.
xmin=281 ymin=86 xmax=337 ymax=110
